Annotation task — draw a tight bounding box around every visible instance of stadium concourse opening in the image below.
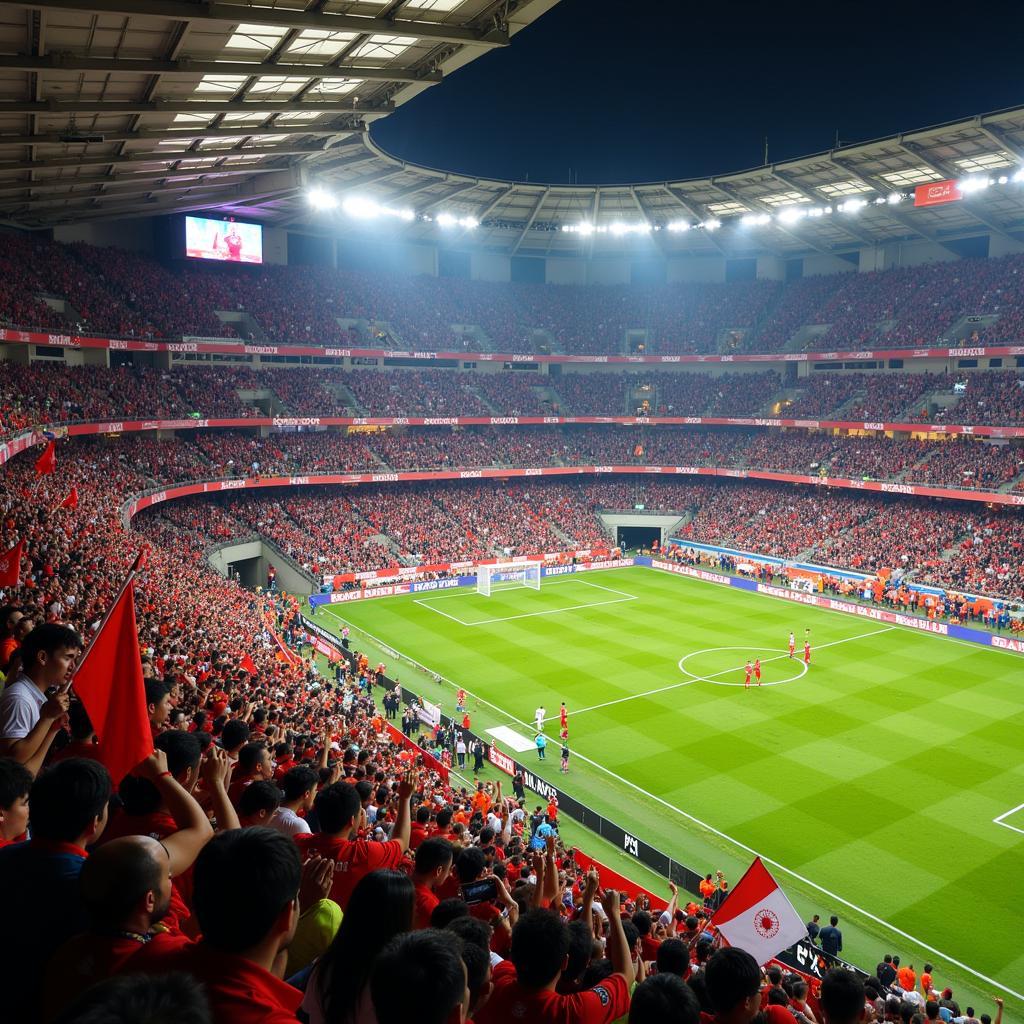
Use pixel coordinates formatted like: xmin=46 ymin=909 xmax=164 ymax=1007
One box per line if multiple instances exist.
xmin=617 ymin=524 xmax=662 ymax=551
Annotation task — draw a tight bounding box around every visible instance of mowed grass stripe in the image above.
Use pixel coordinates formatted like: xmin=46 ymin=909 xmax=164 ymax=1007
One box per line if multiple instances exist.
xmin=324 ymin=566 xmax=1024 ymax=1003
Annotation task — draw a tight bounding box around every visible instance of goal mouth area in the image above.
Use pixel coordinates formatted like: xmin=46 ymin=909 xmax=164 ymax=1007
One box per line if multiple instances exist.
xmin=476 ymin=561 xmax=542 ymax=597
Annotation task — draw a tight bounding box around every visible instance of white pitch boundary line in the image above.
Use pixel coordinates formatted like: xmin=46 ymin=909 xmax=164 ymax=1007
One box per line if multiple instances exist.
xmin=321 ymin=612 xmax=1024 ymax=1002
xmin=414 ymin=576 xmax=621 ymax=603
xmin=548 ymin=625 xmax=895 ymax=721
xmin=993 ymin=801 xmax=1024 ymax=835
xmin=415 ymin=592 xmax=637 ymax=627
xmin=414 ymin=578 xmax=638 ymax=627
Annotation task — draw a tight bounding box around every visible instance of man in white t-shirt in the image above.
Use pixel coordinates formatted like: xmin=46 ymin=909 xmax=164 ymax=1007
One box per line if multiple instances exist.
xmin=0 ymin=622 xmax=81 ymax=774
xmin=534 ymin=706 xmax=546 ymax=733
xmin=268 ymin=764 xmax=317 ymax=837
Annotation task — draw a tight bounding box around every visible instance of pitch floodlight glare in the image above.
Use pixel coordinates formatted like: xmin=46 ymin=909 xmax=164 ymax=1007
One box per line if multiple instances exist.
xmin=461 ymin=216 xmax=479 ymax=229
xmin=838 ymin=198 xmax=866 ymax=214
xmin=341 ymin=196 xmax=381 ymax=218
xmin=702 ymin=218 xmax=721 ymax=231
xmin=1014 ymin=169 xmax=1024 ymax=183
xmin=436 ymin=212 xmax=458 ymax=227
xmin=957 ymin=175 xmax=990 ymax=194
xmin=777 ymin=206 xmax=806 ymax=225
xmin=667 ymin=220 xmax=691 ymax=232
xmin=887 ymin=192 xmax=903 ymax=204
xmin=576 ymin=222 xmax=595 ymax=235
xmin=308 ymin=188 xmax=338 ymax=210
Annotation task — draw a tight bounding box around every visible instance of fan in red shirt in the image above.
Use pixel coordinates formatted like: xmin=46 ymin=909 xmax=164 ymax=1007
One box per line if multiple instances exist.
xmin=294 ymin=770 xmax=414 ymax=910
xmin=410 ymin=836 xmax=454 ymax=929
xmin=475 ymin=887 xmax=634 ymax=1024
xmin=134 ymin=828 xmax=304 ymax=1024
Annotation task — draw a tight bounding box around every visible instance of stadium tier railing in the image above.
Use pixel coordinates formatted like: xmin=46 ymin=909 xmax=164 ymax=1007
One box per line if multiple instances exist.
xmin=3 ymin=321 xmax=1023 ymax=366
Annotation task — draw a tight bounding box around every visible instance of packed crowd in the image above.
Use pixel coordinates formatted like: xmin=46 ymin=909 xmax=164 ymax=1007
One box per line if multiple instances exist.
xmin=1 ymin=358 xmax=1022 ymax=433
xmin=7 ymin=237 xmax=1024 ymax=356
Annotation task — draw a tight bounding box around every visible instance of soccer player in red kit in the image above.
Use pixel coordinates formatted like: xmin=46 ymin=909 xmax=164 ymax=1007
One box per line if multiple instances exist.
xmin=804 ymin=640 xmax=811 ymax=665
xmin=788 ymin=632 xmax=796 ymax=658
xmin=754 ymin=658 xmax=762 ymax=685
xmin=559 ymin=701 xmax=568 ymax=731
xmin=744 ymin=659 xmax=753 ymax=689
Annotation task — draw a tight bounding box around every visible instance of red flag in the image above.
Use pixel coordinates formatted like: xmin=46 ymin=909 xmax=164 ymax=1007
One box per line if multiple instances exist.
xmin=72 ymin=577 xmax=153 ymax=783
xmin=56 ymin=486 xmax=78 ymax=511
xmin=709 ymin=858 xmax=807 ymax=965
xmin=0 ymin=539 xmax=23 ymax=588
xmin=34 ymin=440 xmax=56 ymax=476
xmin=239 ymin=653 xmax=257 ymax=675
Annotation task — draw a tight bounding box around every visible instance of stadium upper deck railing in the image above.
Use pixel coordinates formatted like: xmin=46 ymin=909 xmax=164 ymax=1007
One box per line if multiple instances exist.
xmin=2 ymin=322 xmax=1022 ymax=367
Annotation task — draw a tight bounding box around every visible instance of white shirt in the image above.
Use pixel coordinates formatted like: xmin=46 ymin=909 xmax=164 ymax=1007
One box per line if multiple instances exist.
xmin=268 ymin=806 xmax=312 ymax=837
xmin=0 ymin=674 xmax=46 ymax=741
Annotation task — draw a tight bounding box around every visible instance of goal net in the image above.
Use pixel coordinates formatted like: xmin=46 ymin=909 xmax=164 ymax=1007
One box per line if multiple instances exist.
xmin=476 ymin=561 xmax=542 ymax=597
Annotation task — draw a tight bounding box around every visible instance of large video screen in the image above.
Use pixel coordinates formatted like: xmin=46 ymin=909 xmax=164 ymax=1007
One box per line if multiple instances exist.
xmin=184 ymin=215 xmax=263 ymax=264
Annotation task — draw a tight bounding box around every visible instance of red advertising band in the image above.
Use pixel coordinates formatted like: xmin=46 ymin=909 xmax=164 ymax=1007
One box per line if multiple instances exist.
xmin=118 ymin=466 xmax=1024 ymax=523
xmin=1 ymin=325 xmax=1017 ymax=367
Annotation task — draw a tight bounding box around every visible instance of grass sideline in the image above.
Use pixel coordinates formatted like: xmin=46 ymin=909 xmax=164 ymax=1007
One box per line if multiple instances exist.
xmin=308 ymin=565 xmax=1023 ymax=1011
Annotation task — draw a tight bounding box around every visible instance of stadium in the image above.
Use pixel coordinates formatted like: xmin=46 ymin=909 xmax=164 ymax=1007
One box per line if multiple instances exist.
xmin=0 ymin=2 xmax=1020 ymax=1023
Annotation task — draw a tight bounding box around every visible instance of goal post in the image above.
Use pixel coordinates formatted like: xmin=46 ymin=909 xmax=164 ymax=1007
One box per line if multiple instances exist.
xmin=476 ymin=561 xmax=542 ymax=597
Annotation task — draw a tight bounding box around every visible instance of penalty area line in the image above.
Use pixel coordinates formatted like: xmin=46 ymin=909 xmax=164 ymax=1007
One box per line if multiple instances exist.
xmin=993 ymin=801 xmax=1024 ymax=835
xmin=318 ymin=613 xmax=1023 ymax=1004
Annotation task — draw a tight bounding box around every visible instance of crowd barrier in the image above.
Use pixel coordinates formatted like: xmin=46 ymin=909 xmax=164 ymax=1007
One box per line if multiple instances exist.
xmin=3 ymin=322 xmax=1021 ymax=367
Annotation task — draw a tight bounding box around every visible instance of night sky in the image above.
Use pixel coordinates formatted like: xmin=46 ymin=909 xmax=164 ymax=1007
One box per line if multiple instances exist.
xmin=373 ymin=0 xmax=1024 ymax=185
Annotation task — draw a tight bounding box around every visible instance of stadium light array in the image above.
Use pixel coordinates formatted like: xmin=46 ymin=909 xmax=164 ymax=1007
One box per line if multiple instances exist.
xmin=304 ymin=165 xmax=1024 ymax=241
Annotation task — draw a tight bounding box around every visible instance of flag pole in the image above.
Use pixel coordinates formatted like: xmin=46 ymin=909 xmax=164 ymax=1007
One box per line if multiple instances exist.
xmin=69 ymin=548 xmax=149 ymax=687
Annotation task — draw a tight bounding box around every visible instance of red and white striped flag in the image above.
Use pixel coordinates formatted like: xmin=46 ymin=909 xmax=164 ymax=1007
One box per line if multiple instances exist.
xmin=709 ymin=858 xmax=807 ymax=965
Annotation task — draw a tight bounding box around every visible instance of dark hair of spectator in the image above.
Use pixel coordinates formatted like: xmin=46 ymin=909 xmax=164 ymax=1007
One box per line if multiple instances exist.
xmin=315 ymin=869 xmax=414 ymax=1024
xmin=510 ymin=908 xmax=570 ymax=989
xmin=629 ymin=973 xmax=701 ymax=1024
xmin=370 ymin=929 xmax=466 ymax=1024
xmin=30 ymin=758 xmax=111 ymax=842
xmin=192 ymin=827 xmax=300 ymax=953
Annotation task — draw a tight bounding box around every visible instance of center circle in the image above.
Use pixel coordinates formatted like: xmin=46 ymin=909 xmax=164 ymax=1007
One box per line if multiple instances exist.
xmin=677 ymin=646 xmax=809 ymax=687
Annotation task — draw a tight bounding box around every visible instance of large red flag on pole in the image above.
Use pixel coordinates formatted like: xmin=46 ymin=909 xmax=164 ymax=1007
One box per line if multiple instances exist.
xmin=34 ymin=440 xmax=56 ymax=477
xmin=709 ymin=858 xmax=807 ymax=965
xmin=72 ymin=561 xmax=153 ymax=782
xmin=0 ymin=539 xmax=23 ymax=588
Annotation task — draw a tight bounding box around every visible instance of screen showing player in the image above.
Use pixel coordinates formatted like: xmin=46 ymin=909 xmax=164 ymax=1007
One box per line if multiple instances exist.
xmin=184 ymin=215 xmax=263 ymax=264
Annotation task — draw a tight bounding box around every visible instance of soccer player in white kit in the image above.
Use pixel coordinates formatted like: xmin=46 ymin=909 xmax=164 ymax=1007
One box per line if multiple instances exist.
xmin=788 ymin=632 xmax=796 ymax=658
xmin=534 ymin=706 xmax=546 ymax=732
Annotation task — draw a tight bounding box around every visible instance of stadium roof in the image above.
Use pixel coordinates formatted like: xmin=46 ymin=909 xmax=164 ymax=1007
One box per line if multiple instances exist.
xmin=299 ymin=108 xmax=1024 ymax=258
xmin=2 ymin=4 xmax=1024 ymax=262
xmin=0 ymin=0 xmax=558 ymax=227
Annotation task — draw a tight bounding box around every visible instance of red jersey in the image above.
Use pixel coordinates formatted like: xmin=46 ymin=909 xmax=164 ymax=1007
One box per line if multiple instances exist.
xmin=560 ymin=707 xmax=568 ymax=728
xmin=413 ymin=882 xmax=440 ymax=930
xmin=804 ymin=642 xmax=811 ymax=663
xmin=132 ymin=940 xmax=301 ymax=1024
xmin=476 ymin=960 xmax=630 ymax=1024
xmin=753 ymin=660 xmax=761 ymax=677
xmin=43 ymin=930 xmax=189 ymax=1021
xmin=293 ymin=833 xmax=405 ymax=910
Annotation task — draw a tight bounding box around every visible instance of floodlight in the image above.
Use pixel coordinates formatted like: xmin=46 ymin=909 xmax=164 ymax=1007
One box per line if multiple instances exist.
xmin=957 ymin=175 xmax=990 ymax=194
xmin=308 ymin=188 xmax=338 ymax=210
xmin=577 ymin=222 xmax=595 ymax=235
xmin=341 ymin=196 xmax=380 ymax=218
xmin=777 ymin=206 xmax=806 ymax=225
xmin=702 ymin=218 xmax=721 ymax=231
xmin=436 ymin=213 xmax=458 ymax=227
xmin=667 ymin=220 xmax=690 ymax=232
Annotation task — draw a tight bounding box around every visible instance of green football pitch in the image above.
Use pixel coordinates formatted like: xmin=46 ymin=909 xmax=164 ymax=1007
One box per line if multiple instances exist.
xmin=315 ymin=566 xmax=1024 ymax=1010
